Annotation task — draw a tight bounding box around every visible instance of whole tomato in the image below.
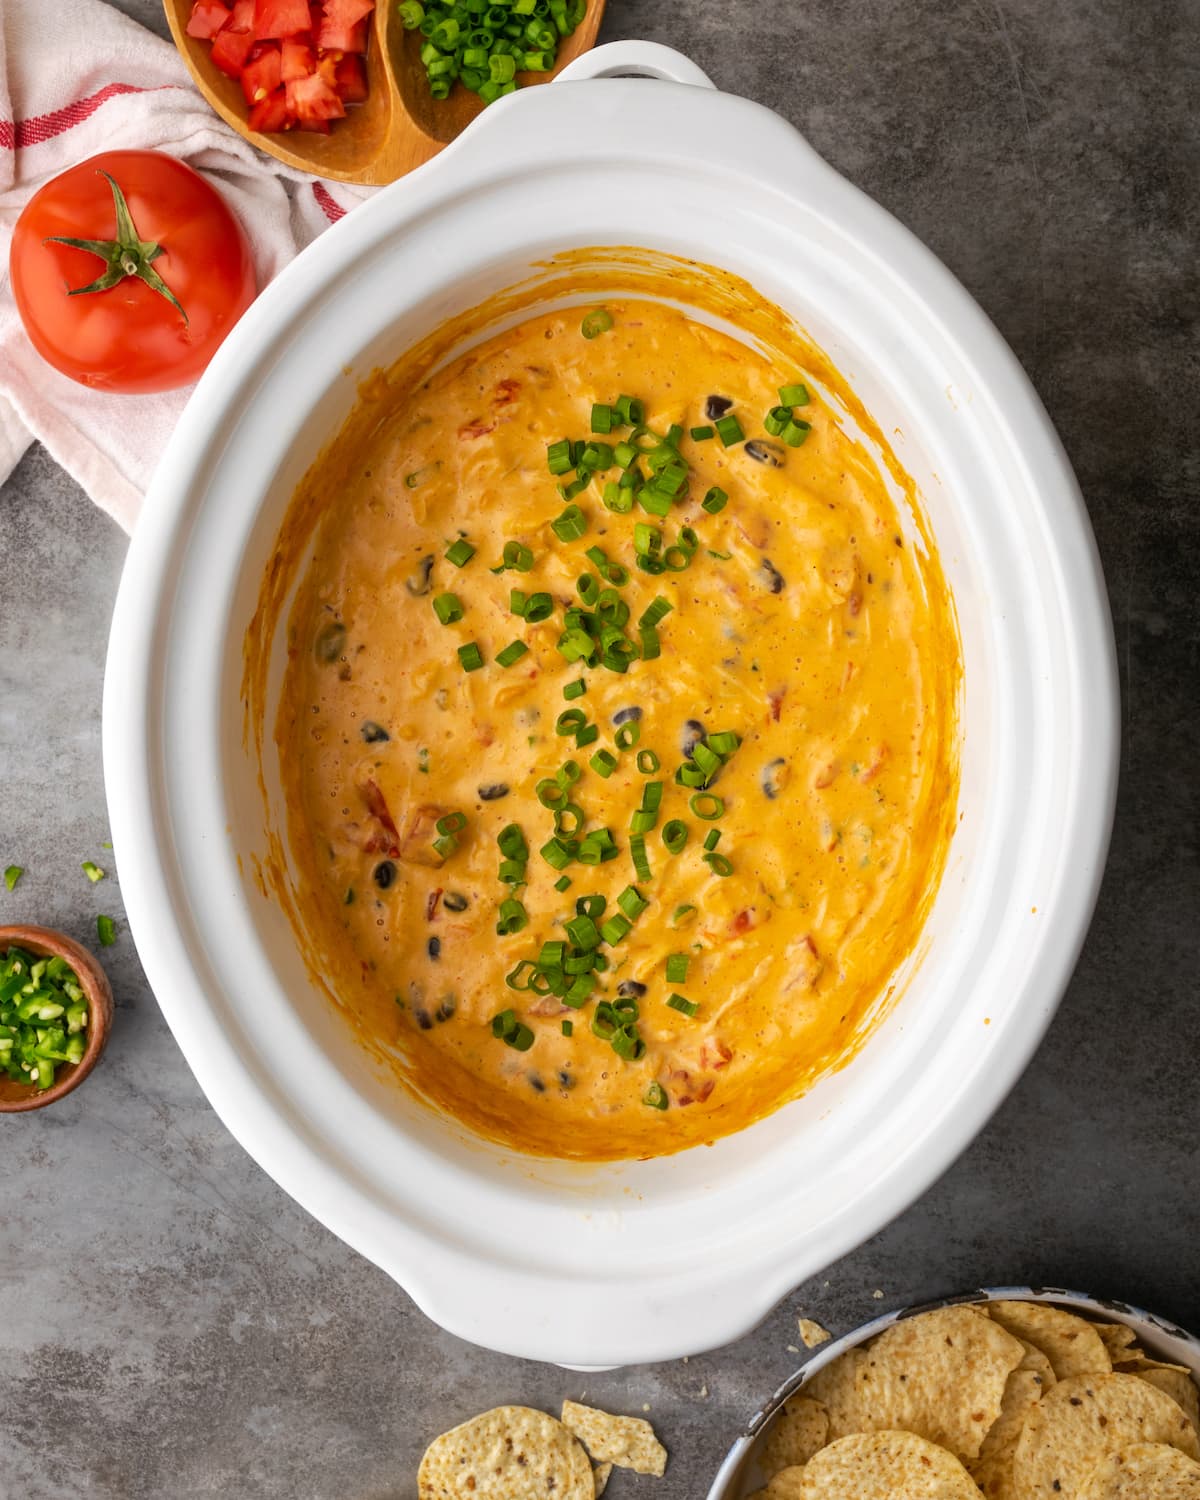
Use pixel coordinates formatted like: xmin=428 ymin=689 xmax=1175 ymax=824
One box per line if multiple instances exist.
xmin=9 ymin=149 xmax=257 ymax=394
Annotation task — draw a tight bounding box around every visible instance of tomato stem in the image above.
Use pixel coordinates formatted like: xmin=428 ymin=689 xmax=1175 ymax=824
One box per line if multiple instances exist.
xmin=44 ymin=170 xmax=189 ymax=324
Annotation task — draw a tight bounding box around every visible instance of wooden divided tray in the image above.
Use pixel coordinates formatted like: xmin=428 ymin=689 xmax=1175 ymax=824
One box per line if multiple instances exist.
xmin=163 ymin=0 xmax=606 ymax=185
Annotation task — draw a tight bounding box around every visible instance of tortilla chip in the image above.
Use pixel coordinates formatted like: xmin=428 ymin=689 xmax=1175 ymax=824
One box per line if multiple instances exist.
xmin=1132 ymin=1365 xmax=1200 ymax=1435
xmin=418 ymin=1405 xmax=594 ymax=1499
xmin=592 ymin=1462 xmax=612 ymax=1497
xmin=986 ymin=1302 xmax=1112 ymax=1380
xmin=1013 ymin=1372 xmax=1200 ymax=1500
xmin=761 ymin=1395 xmax=830 ymax=1476
xmin=1079 ymin=1441 xmax=1200 ymax=1498
xmin=1095 ymin=1322 xmax=1143 ymax=1362
xmin=561 ymin=1400 xmax=668 ymax=1477
xmin=748 ymin=1465 xmax=808 ymax=1499
xmin=793 ymin=1430 xmax=983 ymax=1497
xmin=799 ymin=1318 xmax=833 ymax=1349
xmin=969 ymin=1341 xmax=1056 ymax=1500
xmin=806 ymin=1305 xmax=1026 ymax=1463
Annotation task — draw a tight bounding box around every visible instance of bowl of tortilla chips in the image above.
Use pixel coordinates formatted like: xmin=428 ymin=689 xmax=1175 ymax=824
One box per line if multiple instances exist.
xmin=709 ymin=1288 xmax=1200 ymax=1500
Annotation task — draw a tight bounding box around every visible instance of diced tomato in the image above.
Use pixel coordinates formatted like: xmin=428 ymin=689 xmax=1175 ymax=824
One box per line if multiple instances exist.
xmin=210 ymin=23 xmax=257 ymax=75
xmin=316 ymin=14 xmax=368 ymax=50
xmin=287 ymin=71 xmax=346 ymax=126
xmin=280 ymin=37 xmax=316 ymax=80
xmin=241 ymin=45 xmax=282 ymax=103
xmin=253 ymin=0 xmax=312 ymax=39
xmin=323 ymin=0 xmax=374 ymax=24
xmin=332 ymin=53 xmax=368 ymax=102
xmin=247 ymin=85 xmax=293 ymax=132
xmin=186 ymin=0 xmax=232 ymax=40
xmin=226 ymin=0 xmax=256 ymax=29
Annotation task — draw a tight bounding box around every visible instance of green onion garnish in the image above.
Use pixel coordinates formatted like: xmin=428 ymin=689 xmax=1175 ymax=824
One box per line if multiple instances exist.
xmin=502 ymin=540 xmax=534 ymax=571
xmin=81 ymin=861 xmax=105 ymax=884
xmin=689 ymin=425 xmax=714 ymax=441
xmin=436 ymin=812 xmax=467 ymax=836
xmin=639 ymin=596 xmax=673 ymax=628
xmin=643 ymin=1081 xmax=669 ymax=1110
xmin=617 ymin=885 xmax=648 ymax=920
xmin=562 ymin=1019 xmax=574 ymax=1037
xmin=433 ymin=593 xmax=463 ymax=624
xmin=667 ymin=993 xmax=699 ymax=1018
xmin=581 ymin=308 xmax=613 ymax=339
xmin=666 ymin=953 xmax=690 ymax=984
xmin=540 ymin=838 xmax=573 ymax=871
xmin=496 ymin=640 xmax=529 ymax=668
xmin=690 ymin=792 xmax=724 ymax=820
xmin=591 ymin=403 xmax=615 ymax=434
xmin=547 ymin=439 xmax=573 ymax=475
xmin=702 ymin=486 xmax=729 ymax=514
xmin=590 ymin=749 xmax=618 ymax=778
xmin=524 ymin=592 xmax=554 ymax=622
xmin=671 ymin=904 xmax=697 ymax=927
xmin=556 ymin=709 xmax=586 ymax=737
xmin=764 ymin=405 xmax=790 ymax=437
xmin=704 ymin=828 xmax=722 ymax=851
xmin=510 ymin=589 xmax=528 ymax=617
xmin=614 ymin=721 xmax=640 ymax=751
xmin=575 ymin=723 xmax=599 ymax=748
xmin=784 ymin=417 xmax=812 ymax=447
xmin=555 ymin=875 xmax=572 ymax=893
xmin=563 ymin=678 xmax=586 ymax=700
xmin=616 ymin=395 xmax=644 ymax=424
xmin=498 ymin=824 xmax=528 ymax=860
xmin=779 ymin=382 xmax=811 ymax=407
xmin=704 ymin=852 xmax=734 ymax=877
xmin=496 ymin=898 xmax=529 ymax=934
xmin=491 ymin=1009 xmax=534 ymax=1050
xmin=600 ymin=914 xmax=632 ymax=945
xmin=715 ymin=414 xmax=744 ymax=446
xmin=457 ymin=642 xmax=484 ymax=672
xmin=552 ymin=505 xmax=587 ymax=542
xmin=662 ymin=820 xmax=688 ymax=854
xmin=630 ymin=834 xmax=651 ymax=882
xmin=636 ymin=749 xmax=660 ymax=774
xmin=445 ymin=538 xmax=475 ymax=567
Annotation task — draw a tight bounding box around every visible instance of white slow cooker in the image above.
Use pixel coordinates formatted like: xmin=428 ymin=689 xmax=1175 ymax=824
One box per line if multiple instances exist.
xmin=103 ymin=43 xmax=1118 ymax=1366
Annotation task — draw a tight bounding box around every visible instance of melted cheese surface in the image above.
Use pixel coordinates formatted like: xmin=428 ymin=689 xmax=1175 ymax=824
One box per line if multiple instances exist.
xmin=266 ymin=287 xmax=959 ymax=1161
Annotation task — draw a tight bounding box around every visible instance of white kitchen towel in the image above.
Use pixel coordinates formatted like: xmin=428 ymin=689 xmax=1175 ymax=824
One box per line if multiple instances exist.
xmin=0 ymin=0 xmax=374 ymax=532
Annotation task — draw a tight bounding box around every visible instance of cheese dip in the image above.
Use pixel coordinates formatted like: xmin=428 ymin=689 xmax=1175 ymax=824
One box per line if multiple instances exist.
xmin=263 ymin=283 xmax=960 ymax=1160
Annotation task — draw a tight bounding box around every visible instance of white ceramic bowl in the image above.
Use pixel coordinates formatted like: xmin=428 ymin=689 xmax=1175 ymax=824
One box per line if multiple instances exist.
xmin=104 ymin=43 xmax=1118 ymax=1366
xmin=708 ymin=1288 xmax=1200 ymax=1497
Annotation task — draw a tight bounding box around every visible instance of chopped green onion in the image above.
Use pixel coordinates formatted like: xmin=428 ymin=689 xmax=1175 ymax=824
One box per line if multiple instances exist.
xmin=510 ymin=589 xmax=528 ymax=616
xmin=702 ymin=486 xmax=729 ymax=514
xmin=643 ymin=1081 xmax=669 ymax=1110
xmin=667 ymin=993 xmax=699 ymax=1017
xmin=662 ymin=820 xmax=688 ymax=854
xmin=708 ymin=549 xmax=732 ymax=560
xmin=436 ymin=812 xmax=467 ymax=836
xmin=563 ymin=678 xmax=586 ymax=701
xmin=630 ymin=834 xmax=651 ymax=882
xmin=600 ymin=914 xmax=632 ymax=945
xmin=616 ymin=395 xmax=644 ymax=424
xmin=629 ymin=809 xmax=657 ymax=835
xmin=764 ymin=405 xmax=790 ymax=437
xmin=496 ymin=640 xmax=529 ymax=668
xmin=666 ymin=953 xmax=690 ymax=984
xmin=617 ymin=885 xmax=648 ymax=920
xmin=639 ymin=626 xmax=661 ymax=660
xmin=433 ymin=592 xmax=464 ymax=624
xmin=690 ymin=792 xmax=724 ymax=820
xmin=81 ymin=861 xmax=105 ymax=884
xmin=689 ymin=424 xmax=714 ymax=441
xmin=524 ymin=592 xmax=554 ymax=622
xmin=492 ymin=1009 xmax=534 ymax=1050
xmin=784 ymin=417 xmax=812 ymax=447
xmin=502 ymin=540 xmax=534 ymax=571
xmin=552 ymin=505 xmax=587 ymax=542
xmin=577 ymin=573 xmax=600 ymax=607
xmin=704 ymin=828 xmax=722 ymax=851
xmin=639 ymin=596 xmax=673 ymax=628
xmin=708 ymin=730 xmax=742 ymax=757
xmin=581 ymin=308 xmax=613 ymax=339
xmin=445 ymin=538 xmax=475 ymax=567
xmin=637 ymin=749 xmax=660 ymax=774
xmin=590 ymin=749 xmax=618 ymax=778
xmin=692 ymin=743 xmax=722 ymax=777
xmin=496 ymin=898 xmax=529 ymax=934
xmin=3 ymin=866 xmax=22 ymax=893
xmin=554 ymin=803 xmax=584 ymax=837
xmin=562 ymin=1019 xmax=574 ymax=1037
xmin=614 ymin=721 xmax=640 ymax=751
xmin=547 ymin=439 xmax=573 ymax=475
xmin=591 ymin=403 xmax=615 ymax=434
xmin=457 ymin=642 xmax=485 ymax=672
xmin=554 ymin=875 xmax=572 ymax=893
xmin=97 ymin=914 xmax=117 ymax=946
xmin=715 ymin=414 xmax=744 ymax=446
xmin=556 ymin=708 xmax=586 ymax=737
xmin=540 ymin=837 xmax=573 ymax=871
xmin=506 ymin=960 xmax=537 ymax=991
xmin=575 ymin=723 xmax=599 ymax=748
xmin=704 ymin=852 xmax=734 ymax=877
xmin=671 ymin=904 xmax=697 ymax=927
xmin=610 ymin=1026 xmax=645 ymax=1061
xmin=779 ymin=382 xmax=811 ymax=407
xmin=498 ymin=824 xmax=528 ymax=859
xmin=558 ymin=474 xmax=589 ymax=501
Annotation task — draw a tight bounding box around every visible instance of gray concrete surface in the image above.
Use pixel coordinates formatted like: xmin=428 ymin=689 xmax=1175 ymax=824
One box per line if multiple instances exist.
xmin=2 ymin=1 xmax=1197 ymax=1496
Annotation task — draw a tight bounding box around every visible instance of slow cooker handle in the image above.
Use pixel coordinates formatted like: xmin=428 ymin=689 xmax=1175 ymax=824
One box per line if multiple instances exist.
xmin=553 ymin=40 xmax=716 ymax=90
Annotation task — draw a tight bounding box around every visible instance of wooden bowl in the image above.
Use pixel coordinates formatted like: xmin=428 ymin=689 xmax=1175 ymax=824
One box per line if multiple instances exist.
xmin=163 ymin=0 xmax=607 ymax=185
xmin=0 ymin=925 xmax=114 ymax=1113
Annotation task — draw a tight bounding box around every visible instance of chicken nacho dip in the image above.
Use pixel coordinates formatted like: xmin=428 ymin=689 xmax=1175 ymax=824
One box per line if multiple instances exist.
xmin=253 ymin=258 xmax=961 ymax=1161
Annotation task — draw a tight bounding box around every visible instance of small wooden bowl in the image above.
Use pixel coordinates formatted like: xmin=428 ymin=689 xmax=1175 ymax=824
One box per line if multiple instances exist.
xmin=162 ymin=0 xmax=607 ymax=185
xmin=0 ymin=925 xmax=114 ymax=1113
